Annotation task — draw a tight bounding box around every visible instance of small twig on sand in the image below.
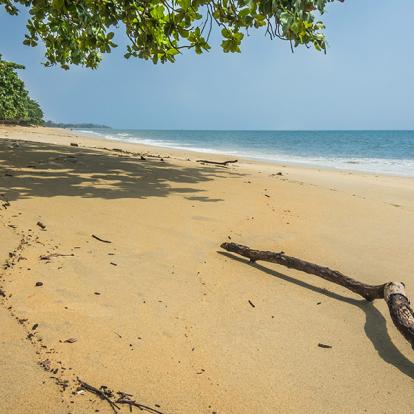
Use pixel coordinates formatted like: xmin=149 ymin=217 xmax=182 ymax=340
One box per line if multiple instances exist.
xmin=77 ymin=379 xmax=165 ymax=414
xmin=37 ymin=221 xmax=46 ymax=230
xmin=318 ymin=343 xmax=332 ymax=349
xmin=92 ymin=234 xmax=112 ymax=243
xmin=40 ymin=253 xmax=74 ymax=260
xmin=50 ymin=376 xmax=70 ymax=390
xmin=196 ymin=159 xmax=238 ymax=167
xmin=116 ymin=392 xmax=165 ymax=414
xmin=78 ymin=379 xmax=119 ymax=413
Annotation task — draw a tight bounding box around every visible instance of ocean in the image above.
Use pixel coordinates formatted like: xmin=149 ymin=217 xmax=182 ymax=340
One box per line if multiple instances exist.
xmin=76 ymin=129 xmax=414 ymax=176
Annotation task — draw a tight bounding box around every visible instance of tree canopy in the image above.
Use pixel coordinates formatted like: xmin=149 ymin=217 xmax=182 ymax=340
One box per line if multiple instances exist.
xmin=1 ymin=0 xmax=342 ymax=69
xmin=0 ymin=54 xmax=44 ymax=124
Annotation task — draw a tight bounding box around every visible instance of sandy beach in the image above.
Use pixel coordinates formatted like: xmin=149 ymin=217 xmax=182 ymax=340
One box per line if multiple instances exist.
xmin=1 ymin=125 xmax=414 ymax=414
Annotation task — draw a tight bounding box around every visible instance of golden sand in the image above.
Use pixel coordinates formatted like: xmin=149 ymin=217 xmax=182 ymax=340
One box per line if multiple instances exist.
xmin=1 ymin=125 xmax=414 ymax=413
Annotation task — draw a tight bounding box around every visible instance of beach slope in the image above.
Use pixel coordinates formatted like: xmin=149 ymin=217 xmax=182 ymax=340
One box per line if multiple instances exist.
xmin=1 ymin=125 xmax=414 ymax=413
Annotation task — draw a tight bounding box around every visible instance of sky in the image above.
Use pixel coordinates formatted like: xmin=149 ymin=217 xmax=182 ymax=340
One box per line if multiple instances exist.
xmin=1 ymin=0 xmax=413 ymax=130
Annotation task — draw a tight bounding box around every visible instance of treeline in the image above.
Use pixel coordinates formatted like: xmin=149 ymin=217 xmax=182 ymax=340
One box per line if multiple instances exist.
xmin=44 ymin=121 xmax=111 ymax=129
xmin=0 ymin=54 xmax=44 ymax=125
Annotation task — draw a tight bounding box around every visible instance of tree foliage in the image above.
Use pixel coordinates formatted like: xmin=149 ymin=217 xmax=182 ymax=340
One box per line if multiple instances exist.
xmin=0 ymin=54 xmax=44 ymax=124
xmin=1 ymin=0 xmax=342 ymax=69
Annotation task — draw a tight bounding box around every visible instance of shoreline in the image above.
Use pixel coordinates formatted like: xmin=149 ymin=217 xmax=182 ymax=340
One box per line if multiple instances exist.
xmin=5 ymin=124 xmax=414 ymax=181
xmin=74 ymin=127 xmax=414 ymax=178
xmin=3 ymin=125 xmax=414 ymax=211
xmin=1 ymin=125 xmax=414 ymax=413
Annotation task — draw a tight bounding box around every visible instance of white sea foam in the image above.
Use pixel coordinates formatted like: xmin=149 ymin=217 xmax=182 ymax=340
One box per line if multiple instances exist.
xmin=76 ymin=129 xmax=104 ymax=136
xmin=74 ymin=129 xmax=414 ymax=177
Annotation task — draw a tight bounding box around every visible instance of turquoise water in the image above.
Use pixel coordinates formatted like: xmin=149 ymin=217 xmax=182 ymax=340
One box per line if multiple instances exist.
xmin=78 ymin=129 xmax=414 ymax=176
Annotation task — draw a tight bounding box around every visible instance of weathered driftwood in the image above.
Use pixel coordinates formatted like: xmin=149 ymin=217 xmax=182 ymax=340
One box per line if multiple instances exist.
xmin=220 ymin=242 xmax=414 ymax=349
xmin=221 ymin=242 xmax=385 ymax=301
xmin=196 ymin=159 xmax=238 ymax=166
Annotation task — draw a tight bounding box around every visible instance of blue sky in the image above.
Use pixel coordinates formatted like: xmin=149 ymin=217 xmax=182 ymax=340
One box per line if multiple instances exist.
xmin=1 ymin=0 xmax=413 ymax=130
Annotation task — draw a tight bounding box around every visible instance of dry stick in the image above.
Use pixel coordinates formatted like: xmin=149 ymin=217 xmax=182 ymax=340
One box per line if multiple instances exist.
xmin=220 ymin=242 xmax=414 ymax=349
xmin=39 ymin=253 xmax=74 ymax=260
xmin=116 ymin=392 xmax=165 ymax=414
xmin=78 ymin=380 xmax=164 ymax=414
xmin=92 ymin=234 xmax=112 ymax=243
xmin=78 ymin=379 xmax=120 ymax=413
xmin=37 ymin=221 xmax=46 ymax=230
xmin=196 ymin=159 xmax=238 ymax=166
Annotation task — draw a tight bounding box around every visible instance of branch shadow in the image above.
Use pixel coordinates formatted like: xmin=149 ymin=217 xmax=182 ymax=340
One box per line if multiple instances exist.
xmin=0 ymin=139 xmax=245 ymax=201
xmin=219 ymin=251 xmax=414 ymax=379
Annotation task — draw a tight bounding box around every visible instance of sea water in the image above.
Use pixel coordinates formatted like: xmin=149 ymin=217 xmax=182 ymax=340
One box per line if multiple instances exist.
xmin=77 ymin=129 xmax=414 ymax=176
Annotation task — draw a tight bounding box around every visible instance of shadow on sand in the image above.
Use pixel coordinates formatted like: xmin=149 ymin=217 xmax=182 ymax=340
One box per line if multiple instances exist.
xmin=219 ymin=251 xmax=414 ymax=380
xmin=0 ymin=139 xmax=244 ymax=202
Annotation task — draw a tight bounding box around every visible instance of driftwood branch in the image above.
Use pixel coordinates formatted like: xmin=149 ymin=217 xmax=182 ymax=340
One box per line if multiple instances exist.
xmin=196 ymin=159 xmax=238 ymax=166
xmin=220 ymin=242 xmax=414 ymax=349
xmin=221 ymin=242 xmax=385 ymax=301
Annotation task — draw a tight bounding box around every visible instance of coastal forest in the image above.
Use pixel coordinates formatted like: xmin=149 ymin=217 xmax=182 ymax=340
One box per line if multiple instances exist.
xmin=0 ymin=54 xmax=43 ymax=125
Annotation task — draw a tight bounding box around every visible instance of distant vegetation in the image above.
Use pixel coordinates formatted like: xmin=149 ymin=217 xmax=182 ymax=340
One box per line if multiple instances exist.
xmin=0 ymin=54 xmax=44 ymax=125
xmin=44 ymin=121 xmax=111 ymax=129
